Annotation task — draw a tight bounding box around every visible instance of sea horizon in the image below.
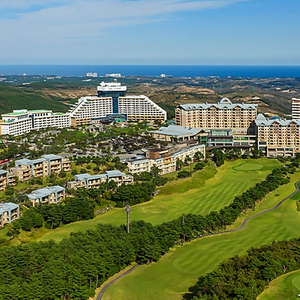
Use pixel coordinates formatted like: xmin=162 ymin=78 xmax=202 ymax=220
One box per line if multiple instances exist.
xmin=0 ymin=64 xmax=300 ymax=78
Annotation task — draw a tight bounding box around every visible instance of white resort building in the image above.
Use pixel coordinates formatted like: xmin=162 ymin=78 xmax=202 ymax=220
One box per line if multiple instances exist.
xmin=0 ymin=109 xmax=70 ymax=136
xmin=69 ymin=82 xmax=167 ymax=125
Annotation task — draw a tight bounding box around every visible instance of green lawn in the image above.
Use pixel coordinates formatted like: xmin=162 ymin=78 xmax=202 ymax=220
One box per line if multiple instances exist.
xmin=38 ymin=158 xmax=281 ymax=243
xmin=102 ymin=172 xmax=300 ymax=300
xmin=258 ymin=270 xmax=300 ymax=300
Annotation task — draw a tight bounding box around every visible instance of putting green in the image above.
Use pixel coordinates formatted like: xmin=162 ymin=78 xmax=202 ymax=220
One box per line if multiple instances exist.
xmin=38 ymin=158 xmax=281 ymax=243
xmin=258 ymin=270 xmax=300 ymax=300
xmin=233 ymin=161 xmax=264 ymax=171
xmin=102 ymin=173 xmax=300 ymax=300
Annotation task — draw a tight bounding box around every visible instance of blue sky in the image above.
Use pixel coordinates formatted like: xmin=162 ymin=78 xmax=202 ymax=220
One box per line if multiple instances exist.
xmin=0 ymin=0 xmax=299 ymax=65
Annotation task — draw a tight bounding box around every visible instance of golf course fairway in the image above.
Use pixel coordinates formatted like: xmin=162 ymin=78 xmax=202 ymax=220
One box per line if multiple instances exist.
xmin=39 ymin=158 xmax=281 ymax=243
xmin=101 ymin=172 xmax=300 ymax=300
xmin=258 ymin=269 xmax=300 ymax=300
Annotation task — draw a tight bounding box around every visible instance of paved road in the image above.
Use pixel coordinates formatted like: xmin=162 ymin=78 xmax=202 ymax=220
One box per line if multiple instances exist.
xmin=96 ymin=180 xmax=300 ymax=300
xmin=96 ymin=265 xmax=140 ymax=300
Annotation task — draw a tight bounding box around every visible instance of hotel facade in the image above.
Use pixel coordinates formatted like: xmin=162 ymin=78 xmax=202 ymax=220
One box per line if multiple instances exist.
xmin=255 ymin=114 xmax=300 ymax=157
xmin=69 ymin=82 xmax=167 ymax=125
xmin=0 ymin=109 xmax=70 ymax=136
xmin=175 ymin=98 xmax=257 ymax=135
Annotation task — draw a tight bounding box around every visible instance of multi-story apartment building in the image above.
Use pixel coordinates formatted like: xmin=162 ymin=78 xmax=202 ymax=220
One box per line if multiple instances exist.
xmin=0 ymin=202 xmax=20 ymax=228
xmin=255 ymin=113 xmax=300 ymax=157
xmin=292 ymin=98 xmax=300 ymax=120
xmin=175 ymin=98 xmax=257 ymax=134
xmin=68 ymin=170 xmax=134 ymax=190
xmin=26 ymin=186 xmax=65 ymax=207
xmin=0 ymin=170 xmax=16 ymax=191
xmin=0 ymin=109 xmax=70 ymax=136
xmin=12 ymin=154 xmax=71 ymax=181
xmin=69 ymin=82 xmax=167 ymax=125
xmin=127 ymin=144 xmax=205 ymax=175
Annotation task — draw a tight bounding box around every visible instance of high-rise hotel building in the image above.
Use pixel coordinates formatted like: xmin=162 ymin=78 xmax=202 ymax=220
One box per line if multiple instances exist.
xmin=255 ymin=113 xmax=300 ymax=157
xmin=292 ymin=98 xmax=300 ymax=120
xmin=69 ymin=82 xmax=167 ymax=126
xmin=175 ymin=98 xmax=257 ymax=134
xmin=69 ymin=82 xmax=167 ymax=125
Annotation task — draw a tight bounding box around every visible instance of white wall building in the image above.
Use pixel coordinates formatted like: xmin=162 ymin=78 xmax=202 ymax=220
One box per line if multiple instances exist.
xmin=0 ymin=109 xmax=70 ymax=136
xmin=127 ymin=144 xmax=205 ymax=175
xmin=292 ymin=98 xmax=300 ymax=120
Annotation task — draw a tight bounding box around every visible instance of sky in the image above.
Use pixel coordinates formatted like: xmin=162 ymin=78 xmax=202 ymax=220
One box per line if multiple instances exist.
xmin=0 ymin=0 xmax=299 ymax=65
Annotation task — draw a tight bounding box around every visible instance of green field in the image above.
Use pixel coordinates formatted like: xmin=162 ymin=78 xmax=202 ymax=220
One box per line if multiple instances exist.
xmin=38 ymin=158 xmax=281 ymax=243
xmin=258 ymin=269 xmax=300 ymax=300
xmin=102 ymin=172 xmax=300 ymax=300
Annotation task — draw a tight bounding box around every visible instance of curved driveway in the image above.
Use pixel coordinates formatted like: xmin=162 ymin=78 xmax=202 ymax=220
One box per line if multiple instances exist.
xmin=96 ymin=180 xmax=300 ymax=300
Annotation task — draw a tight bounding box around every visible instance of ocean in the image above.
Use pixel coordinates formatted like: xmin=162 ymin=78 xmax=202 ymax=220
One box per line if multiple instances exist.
xmin=0 ymin=65 xmax=300 ymax=78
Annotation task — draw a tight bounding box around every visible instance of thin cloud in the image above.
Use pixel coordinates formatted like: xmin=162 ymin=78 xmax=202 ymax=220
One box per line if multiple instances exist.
xmin=0 ymin=0 xmax=250 ymax=63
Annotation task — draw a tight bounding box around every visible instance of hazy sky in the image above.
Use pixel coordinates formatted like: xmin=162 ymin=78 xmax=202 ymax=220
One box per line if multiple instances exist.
xmin=0 ymin=0 xmax=299 ymax=65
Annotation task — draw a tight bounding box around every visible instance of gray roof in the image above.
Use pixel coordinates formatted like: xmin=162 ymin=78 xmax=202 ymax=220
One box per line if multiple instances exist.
xmin=152 ymin=125 xmax=204 ymax=137
xmin=75 ymin=170 xmax=126 ymax=182
xmin=75 ymin=173 xmax=107 ymax=182
xmin=177 ymin=98 xmax=257 ymax=111
xmin=172 ymin=144 xmax=205 ymax=158
xmin=27 ymin=186 xmax=65 ymax=200
xmin=42 ymin=154 xmax=62 ymax=161
xmin=15 ymin=158 xmax=45 ymax=166
xmin=0 ymin=170 xmax=8 ymax=176
xmin=0 ymin=202 xmax=19 ymax=215
xmin=255 ymin=113 xmax=300 ymax=126
xmin=106 ymin=170 xmax=126 ymax=177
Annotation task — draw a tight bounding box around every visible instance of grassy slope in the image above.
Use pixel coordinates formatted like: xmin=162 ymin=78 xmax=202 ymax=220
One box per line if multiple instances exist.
xmin=0 ymin=86 xmax=68 ymax=114
xmin=37 ymin=158 xmax=280 ymax=243
xmin=258 ymin=270 xmax=300 ymax=300
xmin=102 ymin=172 xmax=300 ymax=300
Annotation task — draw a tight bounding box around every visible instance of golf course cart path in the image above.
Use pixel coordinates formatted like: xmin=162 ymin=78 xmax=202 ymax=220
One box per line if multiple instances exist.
xmin=96 ymin=265 xmax=140 ymax=300
xmin=96 ymin=180 xmax=300 ymax=300
xmin=227 ymin=180 xmax=300 ymax=233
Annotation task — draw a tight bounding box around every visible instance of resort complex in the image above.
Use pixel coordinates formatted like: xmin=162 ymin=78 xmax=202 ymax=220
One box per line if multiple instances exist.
xmin=0 ymin=81 xmax=167 ymax=135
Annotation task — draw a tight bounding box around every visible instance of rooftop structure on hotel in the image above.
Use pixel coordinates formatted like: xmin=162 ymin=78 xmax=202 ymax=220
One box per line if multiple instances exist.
xmin=175 ymin=98 xmax=257 ymax=135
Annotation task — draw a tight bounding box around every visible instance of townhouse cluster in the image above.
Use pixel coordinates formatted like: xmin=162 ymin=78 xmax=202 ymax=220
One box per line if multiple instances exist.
xmin=0 ymin=154 xmax=71 ymax=192
xmin=174 ymin=97 xmax=300 ymax=157
xmin=127 ymin=144 xmax=206 ymax=175
xmin=0 ymin=82 xmax=167 ymax=136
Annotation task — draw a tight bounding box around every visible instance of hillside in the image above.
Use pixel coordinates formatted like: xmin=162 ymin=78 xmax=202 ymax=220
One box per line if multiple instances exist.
xmin=0 ymin=86 xmax=69 ymax=114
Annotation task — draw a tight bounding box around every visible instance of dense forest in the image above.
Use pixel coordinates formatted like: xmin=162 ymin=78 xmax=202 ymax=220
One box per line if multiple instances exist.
xmin=0 ymin=163 xmax=295 ymax=299
xmin=184 ymin=238 xmax=300 ymax=299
